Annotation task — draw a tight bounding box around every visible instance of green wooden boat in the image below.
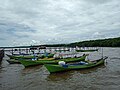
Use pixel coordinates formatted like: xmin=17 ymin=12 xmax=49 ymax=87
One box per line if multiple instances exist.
xmin=44 ymin=56 xmax=108 ymax=73
xmin=6 ymin=59 xmax=21 ymax=64
xmin=6 ymin=54 xmax=35 ymax=59
xmin=19 ymin=55 xmax=87 ymax=67
xmin=6 ymin=57 xmax=54 ymax=64
xmin=6 ymin=54 xmax=54 ymax=60
xmin=76 ymin=49 xmax=98 ymax=52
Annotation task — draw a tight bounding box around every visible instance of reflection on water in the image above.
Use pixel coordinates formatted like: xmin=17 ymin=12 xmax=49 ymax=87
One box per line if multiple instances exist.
xmin=0 ymin=48 xmax=120 ymax=90
xmin=77 ymin=64 xmax=106 ymax=74
xmin=22 ymin=65 xmax=42 ymax=76
xmin=47 ymin=71 xmax=74 ymax=81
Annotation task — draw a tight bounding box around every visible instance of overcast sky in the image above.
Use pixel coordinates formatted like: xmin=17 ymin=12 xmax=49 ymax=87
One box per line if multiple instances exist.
xmin=0 ymin=0 xmax=120 ymax=46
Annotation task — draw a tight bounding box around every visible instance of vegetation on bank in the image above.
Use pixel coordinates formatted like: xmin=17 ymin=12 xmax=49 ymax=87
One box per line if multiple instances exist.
xmin=45 ymin=37 xmax=120 ymax=47
xmin=0 ymin=37 xmax=120 ymax=49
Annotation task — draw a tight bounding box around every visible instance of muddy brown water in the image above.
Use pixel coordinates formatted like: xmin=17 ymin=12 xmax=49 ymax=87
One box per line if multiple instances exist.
xmin=0 ymin=47 xmax=120 ymax=90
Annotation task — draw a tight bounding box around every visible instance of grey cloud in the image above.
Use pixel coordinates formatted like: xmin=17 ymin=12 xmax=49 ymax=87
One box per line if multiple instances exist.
xmin=84 ymin=0 xmax=110 ymax=4
xmin=0 ymin=38 xmax=6 ymax=40
xmin=0 ymin=0 xmax=120 ymax=46
xmin=0 ymin=22 xmax=36 ymax=41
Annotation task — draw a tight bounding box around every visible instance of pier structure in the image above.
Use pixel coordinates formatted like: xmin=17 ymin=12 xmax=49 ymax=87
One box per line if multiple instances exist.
xmin=0 ymin=49 xmax=4 ymax=63
xmin=0 ymin=45 xmax=75 ymax=55
xmin=0 ymin=45 xmax=99 ymax=56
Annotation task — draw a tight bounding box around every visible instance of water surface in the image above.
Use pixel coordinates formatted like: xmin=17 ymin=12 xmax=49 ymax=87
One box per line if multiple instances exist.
xmin=0 ymin=47 xmax=120 ymax=90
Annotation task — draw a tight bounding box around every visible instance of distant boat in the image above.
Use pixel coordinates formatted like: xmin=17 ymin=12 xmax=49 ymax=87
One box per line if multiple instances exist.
xmin=76 ymin=49 xmax=98 ymax=52
xmin=44 ymin=56 xmax=108 ymax=73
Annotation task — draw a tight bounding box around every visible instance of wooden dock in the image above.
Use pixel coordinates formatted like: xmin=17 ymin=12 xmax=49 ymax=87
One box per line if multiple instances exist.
xmin=0 ymin=49 xmax=4 ymax=63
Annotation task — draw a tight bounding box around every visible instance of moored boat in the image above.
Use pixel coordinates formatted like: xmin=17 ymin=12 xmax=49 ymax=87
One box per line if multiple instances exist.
xmin=6 ymin=54 xmax=35 ymax=59
xmin=6 ymin=54 xmax=54 ymax=60
xmin=44 ymin=56 xmax=108 ymax=73
xmin=6 ymin=57 xmax=55 ymax=64
xmin=6 ymin=59 xmax=21 ymax=64
xmin=19 ymin=55 xmax=87 ymax=67
xmin=76 ymin=49 xmax=98 ymax=52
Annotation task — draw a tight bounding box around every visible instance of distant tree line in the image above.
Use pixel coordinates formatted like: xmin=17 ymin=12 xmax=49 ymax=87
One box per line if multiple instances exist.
xmin=45 ymin=37 xmax=120 ymax=47
xmin=1 ymin=37 xmax=119 ymax=49
xmin=68 ymin=37 xmax=120 ymax=47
